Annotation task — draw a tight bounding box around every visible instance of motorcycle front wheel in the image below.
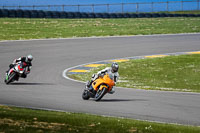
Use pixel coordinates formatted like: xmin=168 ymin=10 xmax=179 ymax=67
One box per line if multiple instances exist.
xmin=94 ymin=87 xmax=107 ymax=101
xmin=82 ymin=89 xmax=90 ymax=100
xmin=5 ymin=72 xmax=16 ymax=84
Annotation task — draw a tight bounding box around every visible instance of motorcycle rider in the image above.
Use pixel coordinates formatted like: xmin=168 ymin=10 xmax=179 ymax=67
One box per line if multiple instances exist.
xmin=86 ymin=62 xmax=119 ymax=94
xmin=7 ymin=55 xmax=33 ymax=79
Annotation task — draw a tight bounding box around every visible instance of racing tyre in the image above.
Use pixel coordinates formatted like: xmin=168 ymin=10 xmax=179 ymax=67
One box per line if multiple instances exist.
xmin=82 ymin=90 xmax=90 ymax=100
xmin=94 ymin=87 xmax=107 ymax=101
xmin=5 ymin=72 xmax=16 ymax=84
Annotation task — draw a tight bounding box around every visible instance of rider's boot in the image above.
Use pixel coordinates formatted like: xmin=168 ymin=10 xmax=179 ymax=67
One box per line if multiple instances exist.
xmin=21 ymin=73 xmax=27 ymax=78
xmin=16 ymin=76 xmax=19 ymax=81
xmin=108 ymin=87 xmax=115 ymax=94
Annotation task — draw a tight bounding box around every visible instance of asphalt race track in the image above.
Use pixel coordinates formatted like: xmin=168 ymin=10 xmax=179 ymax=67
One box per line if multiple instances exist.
xmin=0 ymin=34 xmax=200 ymax=126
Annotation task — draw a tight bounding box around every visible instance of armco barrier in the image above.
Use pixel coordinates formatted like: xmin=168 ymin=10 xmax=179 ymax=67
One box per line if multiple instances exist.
xmin=0 ymin=9 xmax=199 ymax=19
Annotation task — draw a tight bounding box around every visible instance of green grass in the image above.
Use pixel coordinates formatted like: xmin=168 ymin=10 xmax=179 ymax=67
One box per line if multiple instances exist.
xmin=69 ymin=54 xmax=200 ymax=93
xmin=0 ymin=17 xmax=200 ymax=41
xmin=0 ymin=105 xmax=199 ymax=133
xmin=1 ymin=15 xmax=200 ymax=132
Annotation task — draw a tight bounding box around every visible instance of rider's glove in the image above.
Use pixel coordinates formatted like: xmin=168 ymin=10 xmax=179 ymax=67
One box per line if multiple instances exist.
xmin=98 ymin=73 xmax=104 ymax=78
xmin=9 ymin=64 xmax=14 ymax=68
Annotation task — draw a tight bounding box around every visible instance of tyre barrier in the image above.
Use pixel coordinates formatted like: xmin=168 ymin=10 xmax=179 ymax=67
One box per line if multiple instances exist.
xmin=38 ymin=10 xmax=45 ymax=18
xmin=8 ymin=10 xmax=17 ymax=18
xmin=0 ymin=9 xmax=9 ymax=17
xmin=0 ymin=9 xmax=199 ymax=19
xmin=16 ymin=9 xmax=23 ymax=18
xmin=30 ymin=10 xmax=38 ymax=18
xmin=87 ymin=13 xmax=95 ymax=18
xmin=109 ymin=13 xmax=117 ymax=18
xmin=23 ymin=10 xmax=31 ymax=18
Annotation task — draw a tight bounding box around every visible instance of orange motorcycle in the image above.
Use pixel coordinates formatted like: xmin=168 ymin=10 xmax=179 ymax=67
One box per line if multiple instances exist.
xmin=82 ymin=74 xmax=115 ymax=101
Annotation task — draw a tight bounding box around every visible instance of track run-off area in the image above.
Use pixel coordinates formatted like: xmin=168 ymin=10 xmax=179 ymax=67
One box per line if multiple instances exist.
xmin=0 ymin=33 xmax=200 ymax=126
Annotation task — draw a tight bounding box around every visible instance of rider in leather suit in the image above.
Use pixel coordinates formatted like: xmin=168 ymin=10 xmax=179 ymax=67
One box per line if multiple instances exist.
xmin=87 ymin=62 xmax=119 ymax=94
xmin=7 ymin=55 xmax=33 ymax=79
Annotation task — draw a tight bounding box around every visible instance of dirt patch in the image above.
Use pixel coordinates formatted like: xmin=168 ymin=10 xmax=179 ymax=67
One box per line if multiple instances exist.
xmin=0 ymin=105 xmax=13 ymax=111
xmin=0 ymin=118 xmax=67 ymax=130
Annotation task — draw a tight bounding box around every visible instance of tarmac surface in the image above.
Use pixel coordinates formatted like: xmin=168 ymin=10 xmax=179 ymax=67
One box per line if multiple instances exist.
xmin=0 ymin=34 xmax=200 ymax=126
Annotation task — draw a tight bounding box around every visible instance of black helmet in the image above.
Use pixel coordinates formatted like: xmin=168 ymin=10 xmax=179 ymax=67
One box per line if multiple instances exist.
xmin=111 ymin=62 xmax=119 ymax=73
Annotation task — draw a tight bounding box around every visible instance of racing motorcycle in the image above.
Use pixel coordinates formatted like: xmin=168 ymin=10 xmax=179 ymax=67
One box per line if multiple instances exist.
xmin=82 ymin=74 xmax=115 ymax=101
xmin=4 ymin=62 xmax=27 ymax=84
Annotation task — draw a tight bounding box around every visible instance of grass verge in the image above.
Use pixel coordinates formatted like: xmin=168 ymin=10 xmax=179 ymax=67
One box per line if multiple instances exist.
xmin=0 ymin=105 xmax=200 ymax=133
xmin=0 ymin=17 xmax=200 ymax=41
xmin=157 ymin=10 xmax=200 ymax=14
xmin=69 ymin=54 xmax=200 ymax=93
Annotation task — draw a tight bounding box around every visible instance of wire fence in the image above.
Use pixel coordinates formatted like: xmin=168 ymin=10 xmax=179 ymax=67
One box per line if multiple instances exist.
xmin=0 ymin=0 xmax=199 ymax=13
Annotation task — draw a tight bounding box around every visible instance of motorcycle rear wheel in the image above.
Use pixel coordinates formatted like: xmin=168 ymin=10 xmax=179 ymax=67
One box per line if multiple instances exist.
xmin=94 ymin=87 xmax=107 ymax=101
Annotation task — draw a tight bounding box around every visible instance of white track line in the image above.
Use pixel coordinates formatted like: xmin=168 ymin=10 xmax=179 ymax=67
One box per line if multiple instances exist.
xmin=62 ymin=51 xmax=200 ymax=95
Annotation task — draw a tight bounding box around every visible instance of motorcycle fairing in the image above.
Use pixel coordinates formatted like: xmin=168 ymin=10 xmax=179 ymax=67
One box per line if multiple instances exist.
xmin=92 ymin=74 xmax=115 ymax=91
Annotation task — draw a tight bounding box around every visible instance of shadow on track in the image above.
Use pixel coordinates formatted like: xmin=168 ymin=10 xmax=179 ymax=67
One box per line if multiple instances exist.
xmin=9 ymin=82 xmax=55 ymax=85
xmin=99 ymin=99 xmax=147 ymax=102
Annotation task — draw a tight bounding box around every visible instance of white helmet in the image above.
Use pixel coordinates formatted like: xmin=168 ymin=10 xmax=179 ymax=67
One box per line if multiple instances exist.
xmin=26 ymin=54 xmax=33 ymax=62
xmin=111 ymin=62 xmax=119 ymax=73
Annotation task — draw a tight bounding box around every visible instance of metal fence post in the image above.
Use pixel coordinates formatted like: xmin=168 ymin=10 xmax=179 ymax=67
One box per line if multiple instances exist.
xmin=48 ymin=5 xmax=50 ymax=11
xmin=78 ymin=5 xmax=80 ymax=12
xmin=92 ymin=4 xmax=94 ymax=13
xmin=181 ymin=0 xmax=183 ymax=11
xmin=1 ymin=1 xmax=198 ymax=13
xmin=166 ymin=1 xmax=169 ymax=12
xmin=62 ymin=5 xmax=64 ymax=11
xmin=122 ymin=3 xmax=124 ymax=13
xmin=136 ymin=3 xmax=139 ymax=13
xmin=107 ymin=4 xmax=109 ymax=13
xmin=151 ymin=2 xmax=154 ymax=12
